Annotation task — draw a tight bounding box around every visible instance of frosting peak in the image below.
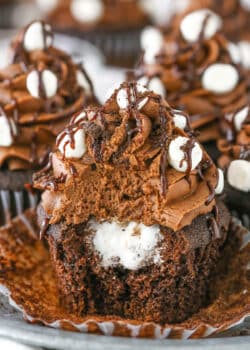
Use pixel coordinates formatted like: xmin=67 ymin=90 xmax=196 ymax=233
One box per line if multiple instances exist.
xmin=0 ymin=21 xmax=95 ymax=171
xmin=34 ymin=82 xmax=221 ymax=231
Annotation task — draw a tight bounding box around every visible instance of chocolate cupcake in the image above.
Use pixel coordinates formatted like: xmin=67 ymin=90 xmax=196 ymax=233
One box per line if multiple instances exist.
xmin=34 ymin=81 xmax=230 ymax=324
xmin=134 ymin=9 xmax=249 ymax=158
xmin=36 ymin=0 xmax=150 ymax=67
xmin=0 ymin=20 xmax=96 ymax=224
xmin=217 ymin=104 xmax=250 ymax=219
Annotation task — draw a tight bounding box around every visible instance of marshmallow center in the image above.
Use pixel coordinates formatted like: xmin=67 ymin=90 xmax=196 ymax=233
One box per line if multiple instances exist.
xmin=92 ymin=220 xmax=163 ymax=270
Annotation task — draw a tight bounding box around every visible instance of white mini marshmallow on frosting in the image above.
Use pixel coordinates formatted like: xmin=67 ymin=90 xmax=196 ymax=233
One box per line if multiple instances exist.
xmin=92 ymin=220 xmax=163 ymax=270
xmin=116 ymin=84 xmax=148 ymax=110
xmin=215 ymin=168 xmax=224 ymax=194
xmin=180 ymin=9 xmax=222 ymax=43
xmin=202 ymin=63 xmax=239 ymax=94
xmin=173 ymin=111 xmax=187 ymax=130
xmin=228 ymin=42 xmax=241 ymax=64
xmin=140 ymin=26 xmax=164 ymax=52
xmin=138 ymin=76 xmax=166 ymax=97
xmin=23 ymin=21 xmax=53 ymax=52
xmin=238 ymin=41 xmax=250 ymax=69
xmin=228 ymin=159 xmax=250 ymax=192
xmin=70 ymin=0 xmax=103 ymax=23
xmin=141 ymin=26 xmax=164 ymax=64
xmin=76 ymin=70 xmax=92 ymax=96
xmin=240 ymin=0 xmax=250 ymax=11
xmin=58 ymin=128 xmax=86 ymax=159
xmin=226 ymin=106 xmax=249 ymax=132
xmin=36 ymin=0 xmax=58 ymax=13
xmin=168 ymin=136 xmax=203 ymax=172
xmin=0 ymin=116 xmax=17 ymax=147
xmin=26 ymin=69 xmax=58 ymax=99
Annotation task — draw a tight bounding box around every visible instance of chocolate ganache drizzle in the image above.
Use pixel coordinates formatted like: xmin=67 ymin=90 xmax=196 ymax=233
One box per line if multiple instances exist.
xmin=34 ymin=82 xmax=223 ymax=232
xmin=0 ymin=21 xmax=95 ymax=171
xmin=135 ymin=9 xmax=249 ymax=143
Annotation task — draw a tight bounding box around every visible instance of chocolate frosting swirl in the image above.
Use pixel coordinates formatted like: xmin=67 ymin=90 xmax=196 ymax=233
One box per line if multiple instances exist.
xmin=218 ymin=105 xmax=250 ymax=169
xmin=0 ymin=21 xmax=96 ymax=171
xmin=34 ymin=82 xmax=220 ymax=232
xmin=135 ymin=28 xmax=249 ymax=142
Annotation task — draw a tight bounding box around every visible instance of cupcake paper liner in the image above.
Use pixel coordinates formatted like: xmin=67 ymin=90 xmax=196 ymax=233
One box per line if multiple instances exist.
xmin=63 ymin=27 xmax=143 ymax=67
xmin=0 ymin=189 xmax=38 ymax=226
xmin=0 ymin=210 xmax=250 ymax=339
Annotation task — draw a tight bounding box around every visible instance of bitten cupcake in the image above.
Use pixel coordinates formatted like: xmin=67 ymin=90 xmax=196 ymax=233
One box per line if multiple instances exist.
xmin=135 ymin=9 xmax=249 ymax=154
xmin=217 ymin=105 xmax=250 ymax=217
xmin=0 ymin=20 xmax=95 ymax=224
xmin=34 ymin=82 xmax=230 ymax=324
xmin=36 ymin=0 xmax=150 ymax=67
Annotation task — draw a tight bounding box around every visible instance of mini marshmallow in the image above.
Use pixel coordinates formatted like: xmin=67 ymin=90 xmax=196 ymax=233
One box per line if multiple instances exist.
xmin=140 ymin=26 xmax=164 ymax=52
xmin=26 ymin=69 xmax=58 ymax=99
xmin=138 ymin=76 xmax=166 ymax=97
xmin=228 ymin=42 xmax=241 ymax=64
xmin=58 ymin=128 xmax=86 ymax=159
xmin=72 ymin=111 xmax=87 ymax=124
xmin=0 ymin=116 xmax=17 ymax=147
xmin=141 ymin=26 xmax=164 ymax=64
xmin=116 ymin=84 xmax=148 ymax=109
xmin=23 ymin=21 xmax=53 ymax=52
xmin=238 ymin=41 xmax=250 ymax=69
xmin=228 ymin=159 xmax=250 ymax=192
xmin=226 ymin=106 xmax=249 ymax=131
xmin=70 ymin=0 xmax=103 ymax=23
xmin=202 ymin=63 xmax=239 ymax=94
xmin=76 ymin=70 xmax=92 ymax=96
xmin=215 ymin=168 xmax=224 ymax=194
xmin=36 ymin=0 xmax=58 ymax=13
xmin=240 ymin=0 xmax=250 ymax=11
xmin=168 ymin=136 xmax=203 ymax=172
xmin=173 ymin=111 xmax=187 ymax=130
xmin=148 ymin=77 xmax=166 ymax=97
xmin=92 ymin=220 xmax=163 ymax=270
xmin=180 ymin=9 xmax=222 ymax=43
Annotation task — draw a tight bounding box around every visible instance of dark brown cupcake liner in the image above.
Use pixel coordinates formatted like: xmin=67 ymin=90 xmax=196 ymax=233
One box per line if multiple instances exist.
xmin=0 ymin=2 xmax=16 ymax=28
xmin=58 ymin=27 xmax=143 ymax=68
xmin=0 ymin=210 xmax=250 ymax=339
xmin=0 ymin=189 xmax=38 ymax=226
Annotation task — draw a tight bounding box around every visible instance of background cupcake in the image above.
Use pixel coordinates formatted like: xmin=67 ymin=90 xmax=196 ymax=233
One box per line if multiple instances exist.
xmin=134 ymin=9 xmax=250 ymax=159
xmin=0 ymin=20 xmax=96 ymax=224
xmin=217 ymin=104 xmax=250 ymax=223
xmin=36 ymin=0 xmax=151 ymax=67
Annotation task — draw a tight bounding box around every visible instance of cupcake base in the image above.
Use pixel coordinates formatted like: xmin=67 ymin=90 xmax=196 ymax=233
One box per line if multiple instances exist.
xmin=38 ymin=200 xmax=230 ymax=324
xmin=0 ymin=209 xmax=250 ymax=338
